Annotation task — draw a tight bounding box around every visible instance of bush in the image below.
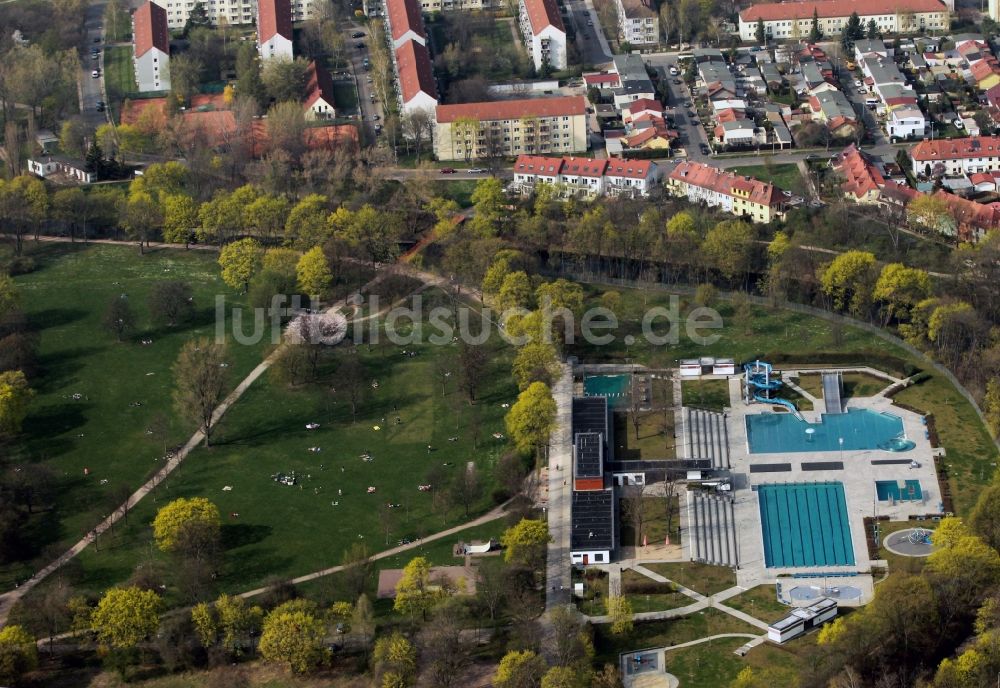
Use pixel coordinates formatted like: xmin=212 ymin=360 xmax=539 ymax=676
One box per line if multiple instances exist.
xmin=4 ymin=257 xmax=35 ymax=276
xmin=491 ymin=488 xmax=511 ymax=504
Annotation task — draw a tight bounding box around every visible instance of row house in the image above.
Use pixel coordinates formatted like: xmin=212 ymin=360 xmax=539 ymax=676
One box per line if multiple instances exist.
xmin=833 ymin=144 xmax=885 ymax=204
xmin=666 ymin=161 xmax=788 ymax=223
xmin=910 ymin=136 xmax=1000 ymax=176
xmin=739 ymin=0 xmax=949 ymax=41
xmin=511 ymin=155 xmax=661 ymax=197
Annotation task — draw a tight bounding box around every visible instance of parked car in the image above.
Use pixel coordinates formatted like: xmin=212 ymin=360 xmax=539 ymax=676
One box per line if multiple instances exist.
xmin=954 ymin=119 xmax=964 ymax=129
xmin=352 ymin=31 xmax=365 ymax=38
xmin=91 ymin=69 xmax=100 ymax=78
xmin=468 ymin=167 xmax=485 ymax=173
xmin=95 ymin=103 xmax=105 ymax=112
xmin=673 ymin=78 xmax=681 ymax=85
xmin=356 ymin=42 xmax=365 ymax=49
xmin=699 ymin=143 xmax=710 ymax=154
xmin=440 ymin=168 xmax=457 ymax=174
xmin=669 ymin=66 xmax=679 ymax=75
xmin=854 ymin=79 xmax=863 ymax=88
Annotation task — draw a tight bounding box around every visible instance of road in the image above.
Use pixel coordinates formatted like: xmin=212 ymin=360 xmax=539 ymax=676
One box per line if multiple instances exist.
xmin=79 ymin=0 xmax=110 ymax=129
xmin=345 ymin=26 xmax=383 ymax=141
xmin=567 ymin=0 xmax=611 ymax=68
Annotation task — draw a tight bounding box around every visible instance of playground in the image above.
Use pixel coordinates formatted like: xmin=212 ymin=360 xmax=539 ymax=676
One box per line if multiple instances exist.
xmin=883 ymin=528 xmax=937 ymax=557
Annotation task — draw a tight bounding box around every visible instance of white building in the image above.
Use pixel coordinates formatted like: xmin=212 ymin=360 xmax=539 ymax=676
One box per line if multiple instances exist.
xmin=395 ymin=40 xmax=438 ymax=116
xmin=385 ymin=0 xmax=427 ymax=50
xmin=910 ymin=136 xmax=1000 ymax=176
xmin=27 ymin=156 xmax=96 ymax=184
xmin=132 ymin=0 xmax=171 ymax=93
xmin=518 ymin=0 xmax=567 ymax=72
xmin=303 ymin=60 xmax=336 ymax=120
xmin=257 ymin=0 xmax=294 ymax=61
xmin=768 ymin=598 xmax=838 ymax=644
xmin=739 ymin=0 xmax=949 ymax=42
xmin=615 ymin=0 xmax=658 ymax=45
xmin=159 ymin=0 xmax=313 ymax=30
xmin=511 ymin=155 xmax=661 ymax=197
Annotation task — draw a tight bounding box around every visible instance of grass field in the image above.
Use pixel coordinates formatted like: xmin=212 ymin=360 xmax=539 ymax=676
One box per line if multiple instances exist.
xmin=619 ymin=496 xmax=680 ymax=550
xmin=794 ymin=371 xmax=889 ymax=399
xmin=723 ymin=585 xmax=789 ymax=624
xmin=642 ymin=562 xmax=736 ymax=596
xmin=681 ymin=379 xmax=730 ymax=411
xmin=104 ymin=45 xmax=138 ymax=118
xmin=622 ymin=569 xmax=690 ymax=613
xmin=593 ymin=609 xmax=758 ymax=664
xmin=35 ymin=288 xmax=518 ymax=607
xmin=3 ymin=243 xmax=276 ymax=590
xmin=730 ymin=163 xmax=807 ymax=196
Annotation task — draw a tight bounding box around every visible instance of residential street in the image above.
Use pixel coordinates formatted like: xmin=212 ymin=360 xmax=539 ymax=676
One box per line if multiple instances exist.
xmin=79 ymin=0 xmax=110 ymax=130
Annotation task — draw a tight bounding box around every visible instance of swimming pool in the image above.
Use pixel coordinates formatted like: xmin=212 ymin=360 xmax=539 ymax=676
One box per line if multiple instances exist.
xmin=875 ymin=480 xmax=923 ymax=502
xmin=757 ymin=482 xmax=855 ymax=568
xmin=746 ymin=408 xmax=905 ymax=454
xmin=584 ymin=375 xmax=631 ymax=408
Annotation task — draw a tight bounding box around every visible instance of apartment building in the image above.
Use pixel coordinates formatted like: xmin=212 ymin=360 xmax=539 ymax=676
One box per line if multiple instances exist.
xmin=738 ymin=0 xmax=949 ymax=41
xmin=385 ymin=0 xmax=426 ymax=50
xmin=434 ymin=95 xmax=587 ymax=161
xmin=518 ymin=0 xmax=567 ymax=71
xmin=303 ymin=60 xmax=336 ymax=120
xmin=257 ymin=0 xmax=293 ymax=61
xmin=511 ymin=155 xmax=661 ymax=197
xmin=418 ymin=0 xmax=500 ymax=10
xmin=910 ymin=136 xmax=1000 ymax=176
xmin=159 ymin=0 xmax=313 ymax=30
xmin=395 ymin=39 xmax=438 ymax=116
xmin=615 ymin=0 xmax=658 ymax=46
xmin=133 ymin=0 xmax=171 ymax=92
xmin=666 ymin=161 xmax=788 ymax=223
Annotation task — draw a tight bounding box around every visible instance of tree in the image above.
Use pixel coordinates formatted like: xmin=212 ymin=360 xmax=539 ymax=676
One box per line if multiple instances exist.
xmin=606 ymin=595 xmax=634 ymax=635
xmin=0 ymin=370 xmax=34 ymax=437
xmin=755 ymin=17 xmax=765 ymax=44
xmin=468 ymin=177 xmax=507 ymax=237
xmin=183 ymin=1 xmax=211 ymax=35
xmin=102 ymin=295 xmax=136 ymax=342
xmin=970 ymin=483 xmax=1000 ymax=550
xmin=245 ymin=195 xmax=290 ymax=242
xmin=172 ymin=337 xmax=229 ymax=447
xmin=497 ymin=271 xmax=533 ymax=315
xmin=373 ymin=631 xmax=416 ymax=686
xmin=542 ymin=666 xmax=584 ymax=688
xmin=296 ymin=246 xmax=333 ymax=299
xmin=218 ymin=238 xmax=264 ymax=294
xmin=162 ymin=194 xmax=199 ymax=245
xmin=265 ymin=100 xmax=307 ymax=161
xmin=701 ymin=220 xmax=754 ymax=284
xmin=191 ymin=601 xmax=218 ymax=648
xmin=215 ymin=594 xmax=263 ymax=657
xmin=120 ymin=191 xmax=162 ymax=254
xmin=907 ymin=194 xmax=952 ymax=234
xmin=476 ymin=557 xmax=508 ymax=620
xmin=984 ymin=379 xmax=1000 ymax=438
xmin=259 ymin=601 xmax=329 ymax=673
xmin=505 ymin=382 xmax=557 ymax=456
xmin=458 ymin=340 xmax=488 ymax=403
xmin=866 ymin=18 xmax=879 ymax=39
xmin=501 ymin=518 xmax=550 ymax=569
xmin=512 ymin=341 xmax=559 ymax=390
xmin=92 ymin=587 xmax=162 ymax=649
xmin=0 ymin=625 xmax=37 ymax=684
xmin=339 ymin=204 xmax=402 ymax=265
xmin=873 ymin=263 xmax=931 ymax=325
xmin=152 ymin=496 xmax=221 ymax=561
xmin=236 ymin=42 xmax=266 ymax=108
xmin=494 ymin=650 xmax=545 ymax=688
xmin=449 ymin=463 xmax=483 ymax=518
xmin=262 ymin=57 xmax=309 ymax=104
xmin=393 ymin=556 xmax=443 ymax=620
xmin=820 ymin=250 xmax=877 ymax=316
xmin=843 ymin=11 xmax=863 ymax=47
xmin=808 ymin=8 xmax=822 ymax=41
xmin=341 ymin=542 xmax=373 ymax=599
xmin=352 ymin=593 xmax=375 ymax=651
xmin=149 ymin=280 xmax=195 ymax=327
xmin=417 ymin=603 xmax=472 ymax=688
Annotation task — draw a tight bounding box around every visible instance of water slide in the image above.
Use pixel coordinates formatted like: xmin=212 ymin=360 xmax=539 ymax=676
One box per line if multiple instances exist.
xmin=745 ymin=360 xmax=804 ymax=421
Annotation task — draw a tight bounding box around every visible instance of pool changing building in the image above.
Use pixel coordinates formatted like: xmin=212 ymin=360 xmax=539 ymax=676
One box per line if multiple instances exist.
xmin=767 ymin=597 xmax=838 ymax=643
xmin=570 ymin=398 xmax=617 ymax=565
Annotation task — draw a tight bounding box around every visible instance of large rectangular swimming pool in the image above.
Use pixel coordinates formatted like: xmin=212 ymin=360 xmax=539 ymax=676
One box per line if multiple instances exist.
xmin=758 ymin=482 xmax=855 ymax=568
xmin=746 ymin=408 xmax=904 ymax=454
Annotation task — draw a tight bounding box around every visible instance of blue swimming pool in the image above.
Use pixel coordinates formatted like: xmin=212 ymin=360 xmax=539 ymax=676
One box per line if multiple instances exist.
xmin=584 ymin=375 xmax=631 ymax=408
xmin=758 ymin=482 xmax=855 ymax=568
xmin=875 ymin=480 xmax=923 ymax=502
xmin=746 ymin=408 xmax=905 ymax=454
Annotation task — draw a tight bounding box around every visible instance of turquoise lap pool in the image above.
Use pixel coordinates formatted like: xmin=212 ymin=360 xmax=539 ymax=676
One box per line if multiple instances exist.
xmin=584 ymin=375 xmax=630 ymax=408
xmin=746 ymin=408 xmax=906 ymax=454
xmin=757 ymin=482 xmax=855 ymax=568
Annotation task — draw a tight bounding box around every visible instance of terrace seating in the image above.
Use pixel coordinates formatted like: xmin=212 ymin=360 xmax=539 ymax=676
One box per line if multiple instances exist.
xmin=686 ymin=408 xmax=731 ymax=469
xmin=689 ymin=491 xmax=739 ymax=568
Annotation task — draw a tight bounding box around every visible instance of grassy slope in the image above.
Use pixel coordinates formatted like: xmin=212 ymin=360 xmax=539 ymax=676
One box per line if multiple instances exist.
xmin=5 ymin=243 xmax=273 ymax=589
xmin=730 ymin=164 xmax=807 ymax=196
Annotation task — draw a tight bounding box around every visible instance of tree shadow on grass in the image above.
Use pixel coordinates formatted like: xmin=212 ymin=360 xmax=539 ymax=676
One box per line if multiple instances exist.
xmin=33 ymin=346 xmax=106 ymax=395
xmin=22 ymin=403 xmax=89 ymax=445
xmin=221 ymin=523 xmax=273 ymax=550
xmin=27 ymin=307 xmax=89 ymax=331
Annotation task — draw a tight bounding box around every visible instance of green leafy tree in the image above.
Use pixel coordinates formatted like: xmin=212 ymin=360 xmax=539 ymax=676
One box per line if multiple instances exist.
xmin=494 ymin=650 xmax=545 ymax=688
xmin=808 ymin=8 xmax=822 ymax=41
xmin=542 ymin=666 xmax=585 ymax=688
xmin=843 ymin=11 xmax=863 ymax=47
xmin=393 ymin=556 xmax=444 ymax=620
xmin=373 ymin=631 xmax=416 ymax=686
xmin=218 ymin=237 xmax=264 ymax=293
xmin=0 ymin=625 xmax=38 ymax=684
xmin=505 ymin=382 xmax=557 ymax=456
xmin=501 ymin=518 xmax=550 ymax=569
xmin=191 ymin=602 xmax=218 ymax=648
xmin=873 ymin=263 xmax=931 ymax=325
xmin=512 ymin=341 xmax=559 ymax=390
xmin=153 ymin=496 xmax=221 ymax=561
xmin=92 ymin=587 xmax=162 ymax=649
xmin=820 ymin=250 xmax=878 ymax=316
xmin=866 ymin=18 xmax=879 ymax=38
xmin=285 ymin=194 xmax=330 ymax=250
xmin=606 ymin=595 xmax=633 ymax=635
xmin=162 ymin=194 xmax=199 ymax=245
xmin=120 ymin=190 xmax=163 ymax=255
xmin=172 ymin=337 xmax=229 ymax=447
xmin=296 ymin=246 xmax=333 ymax=299
xmin=244 ymin=195 xmax=290 ymax=242
xmin=183 ymin=1 xmax=211 ymax=35
xmin=236 ymin=42 xmax=266 ymax=107
xmin=216 ymin=594 xmax=263 ymax=656
xmin=0 ymin=370 xmax=34 ymax=437
xmin=259 ymin=601 xmax=329 ymax=673
xmin=701 ymin=220 xmax=754 ymax=284
xmin=340 ymin=204 xmax=402 ymax=265
xmin=468 ymin=178 xmax=506 ymax=237
xmin=262 ymin=57 xmax=310 ymax=103
xmin=497 ymin=271 xmax=533 ymax=315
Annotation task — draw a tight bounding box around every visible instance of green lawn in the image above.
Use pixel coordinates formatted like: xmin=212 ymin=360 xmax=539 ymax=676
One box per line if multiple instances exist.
xmin=613 ymin=376 xmax=675 ymax=460
xmin=620 ymin=496 xmax=680 ymax=549
xmin=35 ymin=287 xmax=518 ymax=607
xmin=332 ymin=81 xmax=358 ymax=116
xmin=642 ymin=562 xmax=736 ymax=596
xmin=794 ymin=371 xmax=889 ymax=399
xmin=104 ymin=44 xmax=138 ymax=111
xmin=722 ymin=585 xmax=789 ymax=624
xmin=3 ymin=243 xmax=275 ymax=590
xmin=730 ymin=164 xmax=807 ymax=196
xmin=622 ymin=569 xmax=691 ymax=613
xmin=681 ymin=379 xmax=730 ymax=411
xmin=663 ymin=634 xmax=815 ymax=688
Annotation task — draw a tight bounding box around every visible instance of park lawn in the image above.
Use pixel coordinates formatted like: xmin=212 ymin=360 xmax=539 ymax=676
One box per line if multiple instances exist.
xmin=681 ymin=379 xmax=730 ymax=411
xmin=893 ymin=375 xmax=998 ymax=515
xmin=661 ymin=637 xmax=749 ymax=688
xmin=730 ymin=163 xmax=807 ymax=196
xmin=722 ymin=585 xmax=788 ymax=624
xmin=642 ymin=562 xmax=736 ymax=596
xmin=620 ymin=496 xmax=680 ymax=549
xmin=3 ymin=243 xmax=275 ymax=590
xmin=622 ymin=569 xmax=691 ymax=613
xmin=593 ymin=608 xmax=759 ymax=664
xmin=55 ymin=291 xmax=519 ymax=605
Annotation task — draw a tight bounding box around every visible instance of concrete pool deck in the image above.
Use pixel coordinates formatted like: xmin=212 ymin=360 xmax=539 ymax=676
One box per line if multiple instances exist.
xmin=679 ymin=370 xmax=941 ymax=600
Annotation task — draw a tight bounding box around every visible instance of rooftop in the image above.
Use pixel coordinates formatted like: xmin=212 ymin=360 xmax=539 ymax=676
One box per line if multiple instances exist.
xmin=395 ymin=40 xmax=438 ymax=104
xmin=436 ymin=95 xmax=585 ymax=123
xmin=911 ymin=136 xmax=1000 ymax=160
xmin=574 ymin=432 xmax=604 ymax=479
xmin=133 ymin=0 xmax=169 ymax=57
xmin=385 ymin=0 xmax=426 ymax=43
xmin=669 ymin=160 xmax=785 ymax=207
xmin=257 ymin=0 xmax=292 ymax=43
xmin=741 ymin=0 xmax=946 ymax=21
xmin=570 ymin=489 xmax=615 ymax=550
xmin=522 ymin=0 xmax=565 ymax=35
xmin=303 ymin=60 xmax=336 ymax=109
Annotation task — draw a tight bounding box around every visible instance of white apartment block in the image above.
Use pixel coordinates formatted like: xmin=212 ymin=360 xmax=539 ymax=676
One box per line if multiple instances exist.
xmin=910 ymin=137 xmax=1000 ymax=176
xmin=159 ymin=0 xmax=313 ymax=30
xmin=133 ymin=0 xmax=171 ymax=92
xmin=434 ymin=96 xmax=587 ymax=161
xmin=739 ymin=0 xmax=948 ymax=41
xmin=418 ymin=0 xmax=500 ymax=9
xmin=519 ymin=0 xmax=567 ymax=72
xmin=615 ymin=0 xmax=658 ymax=46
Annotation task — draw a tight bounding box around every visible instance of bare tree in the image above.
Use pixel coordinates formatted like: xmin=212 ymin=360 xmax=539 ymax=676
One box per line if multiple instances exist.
xmin=338 ymin=350 xmax=365 ymax=422
xmin=417 ymin=603 xmax=472 ymax=687
xmin=401 ymin=109 xmax=434 ymax=160
xmin=172 ymin=337 xmax=230 ymax=447
xmin=475 ymin=557 xmax=507 ymax=620
xmin=377 ymin=500 xmax=395 ymax=546
xmin=620 ymin=483 xmax=648 ymax=548
xmin=458 ymin=341 xmax=487 ymax=403
xmin=341 ymin=543 xmax=373 ymax=599
xmin=449 ymin=463 xmax=482 ymax=518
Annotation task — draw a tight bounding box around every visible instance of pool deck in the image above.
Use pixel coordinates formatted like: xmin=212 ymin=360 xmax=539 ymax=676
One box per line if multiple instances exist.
xmin=718 ymin=374 xmax=940 ymax=594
